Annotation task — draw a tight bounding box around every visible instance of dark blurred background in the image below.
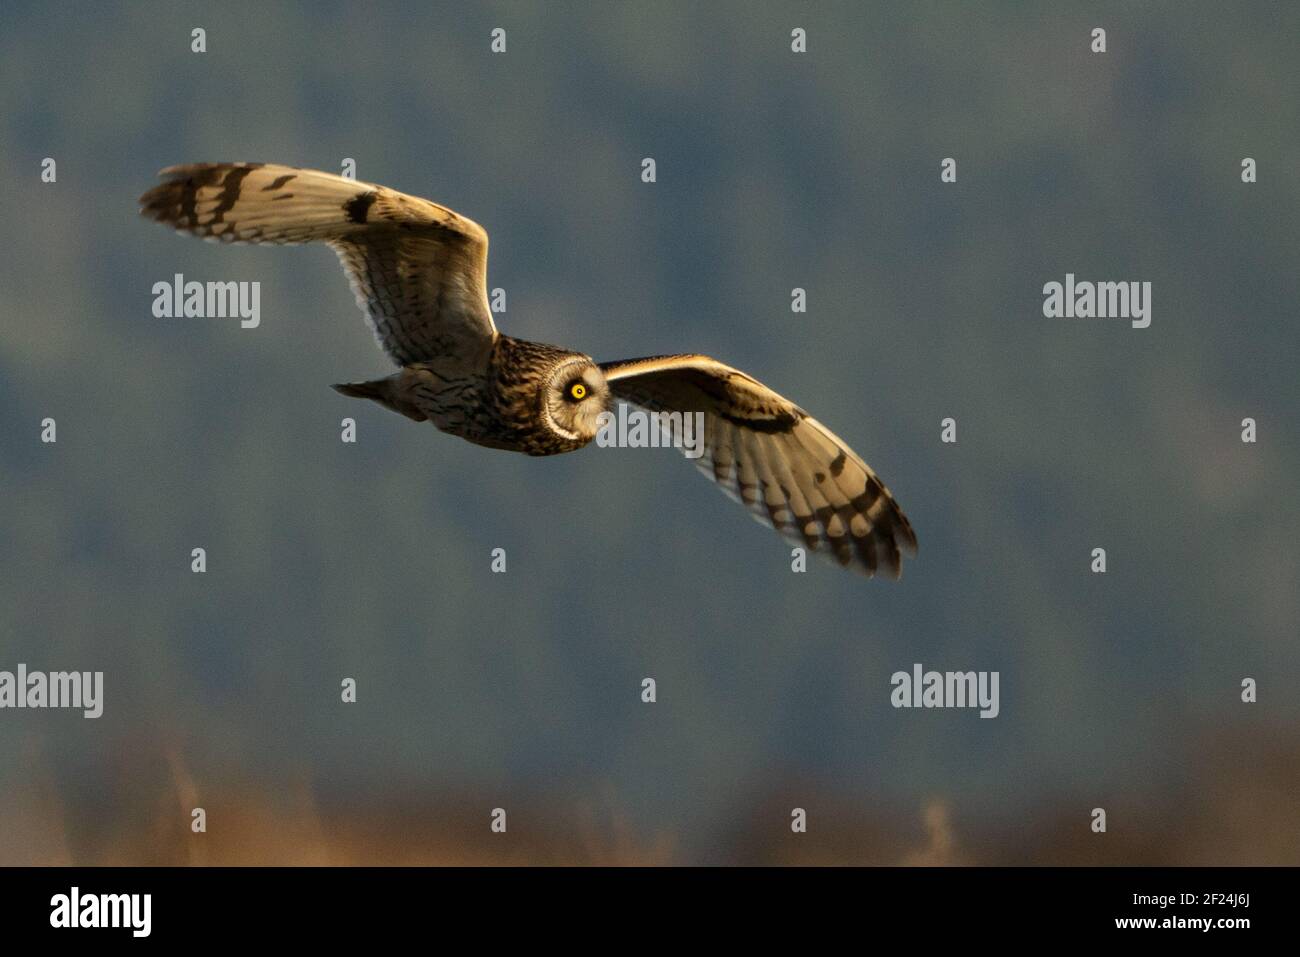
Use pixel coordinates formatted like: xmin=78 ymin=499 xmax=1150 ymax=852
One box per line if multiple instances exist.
xmin=1 ymin=1 xmax=1296 ymax=864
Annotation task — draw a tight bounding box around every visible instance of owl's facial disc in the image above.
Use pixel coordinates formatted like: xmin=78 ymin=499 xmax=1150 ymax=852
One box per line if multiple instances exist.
xmin=543 ymin=359 xmax=609 ymax=443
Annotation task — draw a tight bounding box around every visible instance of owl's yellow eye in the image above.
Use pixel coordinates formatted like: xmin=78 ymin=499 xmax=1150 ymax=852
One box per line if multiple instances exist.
xmin=569 ymin=382 xmax=587 ymax=400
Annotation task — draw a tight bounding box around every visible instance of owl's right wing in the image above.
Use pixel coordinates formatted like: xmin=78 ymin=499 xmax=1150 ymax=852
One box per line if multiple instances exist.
xmin=139 ymin=162 xmax=496 ymax=365
xmin=600 ymin=354 xmax=917 ymax=579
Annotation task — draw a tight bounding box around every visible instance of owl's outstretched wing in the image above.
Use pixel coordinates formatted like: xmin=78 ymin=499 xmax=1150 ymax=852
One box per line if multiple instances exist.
xmin=599 ymin=354 xmax=917 ymax=579
xmin=139 ymin=162 xmax=496 ymax=365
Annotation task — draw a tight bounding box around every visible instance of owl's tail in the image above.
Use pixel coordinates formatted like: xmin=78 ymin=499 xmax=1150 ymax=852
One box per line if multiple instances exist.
xmin=332 ymin=377 xmax=427 ymax=422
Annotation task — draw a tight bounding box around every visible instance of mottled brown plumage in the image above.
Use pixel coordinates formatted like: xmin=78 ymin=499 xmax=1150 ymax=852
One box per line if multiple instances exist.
xmin=139 ymin=162 xmax=917 ymax=577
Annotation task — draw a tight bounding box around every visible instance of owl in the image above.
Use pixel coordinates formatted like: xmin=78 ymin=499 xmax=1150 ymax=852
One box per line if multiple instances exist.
xmin=139 ymin=163 xmax=917 ymax=578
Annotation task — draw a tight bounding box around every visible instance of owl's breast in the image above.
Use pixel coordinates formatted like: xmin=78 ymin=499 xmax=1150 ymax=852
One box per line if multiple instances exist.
xmin=402 ymin=368 xmax=586 ymax=457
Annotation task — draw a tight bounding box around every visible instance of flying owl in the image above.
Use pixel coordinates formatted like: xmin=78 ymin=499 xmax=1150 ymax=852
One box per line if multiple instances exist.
xmin=139 ymin=163 xmax=917 ymax=578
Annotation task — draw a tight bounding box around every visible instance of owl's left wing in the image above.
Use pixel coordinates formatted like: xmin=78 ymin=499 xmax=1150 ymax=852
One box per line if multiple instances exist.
xmin=138 ymin=162 xmax=496 ymax=366
xmin=599 ymin=354 xmax=917 ymax=579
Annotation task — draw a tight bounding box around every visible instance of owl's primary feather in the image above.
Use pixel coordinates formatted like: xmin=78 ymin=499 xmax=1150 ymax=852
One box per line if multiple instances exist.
xmin=140 ymin=163 xmax=917 ymax=579
xmin=600 ymin=355 xmax=917 ymax=578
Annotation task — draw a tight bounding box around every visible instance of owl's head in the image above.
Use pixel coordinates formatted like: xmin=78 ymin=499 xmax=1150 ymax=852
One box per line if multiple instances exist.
xmin=540 ymin=357 xmax=610 ymax=444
